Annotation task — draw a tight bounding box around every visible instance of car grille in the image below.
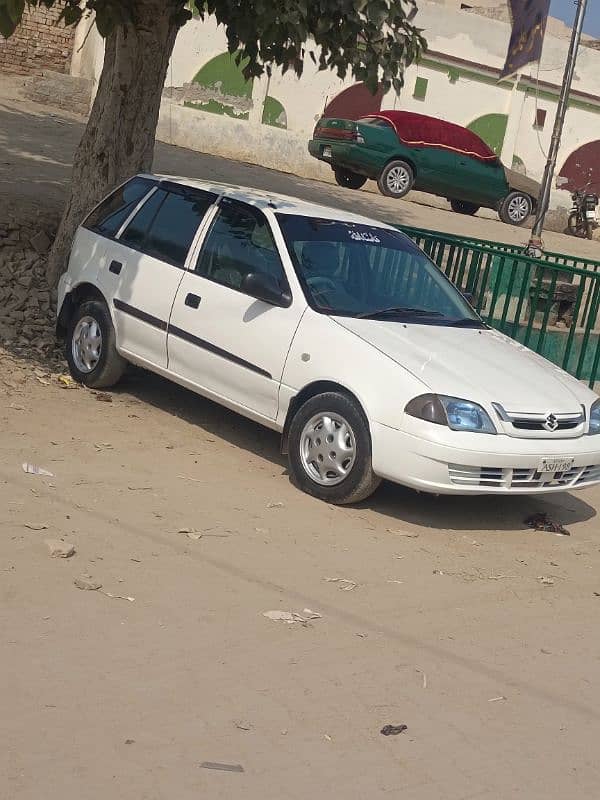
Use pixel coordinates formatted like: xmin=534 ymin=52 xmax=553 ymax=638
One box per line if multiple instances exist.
xmin=510 ymin=418 xmax=581 ymax=431
xmin=448 ymin=464 xmax=600 ymax=489
xmin=491 ymin=404 xmax=584 ymax=436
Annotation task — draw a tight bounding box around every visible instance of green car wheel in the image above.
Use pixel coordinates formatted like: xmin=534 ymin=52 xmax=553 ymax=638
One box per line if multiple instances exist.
xmin=377 ymin=160 xmax=414 ymax=199
xmin=334 ymin=168 xmax=367 ymax=190
xmin=450 ymin=199 xmax=480 ymax=216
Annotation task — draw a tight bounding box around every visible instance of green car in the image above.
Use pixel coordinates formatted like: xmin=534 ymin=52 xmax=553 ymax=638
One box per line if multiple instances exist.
xmin=309 ymin=110 xmax=540 ymax=226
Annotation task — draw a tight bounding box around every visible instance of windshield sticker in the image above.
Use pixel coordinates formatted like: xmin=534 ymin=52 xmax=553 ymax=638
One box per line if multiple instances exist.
xmin=349 ymin=230 xmax=381 ymax=243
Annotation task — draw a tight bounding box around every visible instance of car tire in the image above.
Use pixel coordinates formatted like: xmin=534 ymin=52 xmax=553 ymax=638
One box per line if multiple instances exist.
xmin=450 ymin=199 xmax=480 ymax=216
xmin=287 ymin=392 xmax=381 ymax=505
xmin=334 ymin=168 xmax=367 ymax=190
xmin=65 ymin=299 xmax=126 ymax=389
xmin=498 ymin=191 xmax=533 ymax=226
xmin=377 ymin=160 xmax=414 ymax=199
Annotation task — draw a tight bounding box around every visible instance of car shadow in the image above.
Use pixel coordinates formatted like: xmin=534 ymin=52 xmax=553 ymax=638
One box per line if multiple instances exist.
xmin=114 ymin=367 xmax=597 ymax=533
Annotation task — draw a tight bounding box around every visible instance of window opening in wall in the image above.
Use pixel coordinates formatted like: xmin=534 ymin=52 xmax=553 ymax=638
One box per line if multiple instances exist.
xmin=413 ymin=77 xmax=428 ymax=101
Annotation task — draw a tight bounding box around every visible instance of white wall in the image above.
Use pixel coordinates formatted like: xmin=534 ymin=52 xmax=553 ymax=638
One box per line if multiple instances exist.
xmin=72 ymin=1 xmax=600 ymax=209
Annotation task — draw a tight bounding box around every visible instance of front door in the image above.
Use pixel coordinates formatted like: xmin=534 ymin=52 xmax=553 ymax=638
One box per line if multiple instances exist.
xmin=167 ymin=198 xmax=305 ymax=420
xmin=102 ymin=183 xmax=217 ymax=368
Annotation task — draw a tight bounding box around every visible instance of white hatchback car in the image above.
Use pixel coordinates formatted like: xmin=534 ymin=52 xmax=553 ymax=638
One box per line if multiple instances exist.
xmin=58 ymin=174 xmax=600 ymax=503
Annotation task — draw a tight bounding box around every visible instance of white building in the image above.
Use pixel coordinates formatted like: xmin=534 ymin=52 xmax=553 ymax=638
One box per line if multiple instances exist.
xmin=72 ymin=1 xmax=600 ymax=206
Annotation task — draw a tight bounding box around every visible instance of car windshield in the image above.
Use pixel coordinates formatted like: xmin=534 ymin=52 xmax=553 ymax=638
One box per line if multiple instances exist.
xmin=276 ymin=214 xmax=483 ymax=325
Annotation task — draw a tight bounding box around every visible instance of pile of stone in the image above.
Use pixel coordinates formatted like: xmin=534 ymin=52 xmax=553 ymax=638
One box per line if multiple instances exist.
xmin=0 ymin=206 xmax=62 ymax=363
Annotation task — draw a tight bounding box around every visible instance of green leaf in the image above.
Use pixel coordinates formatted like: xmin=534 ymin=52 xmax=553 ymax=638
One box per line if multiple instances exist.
xmin=94 ymin=7 xmax=115 ymax=38
xmin=0 ymin=5 xmax=18 ymax=36
xmin=6 ymin=0 xmax=24 ymax=25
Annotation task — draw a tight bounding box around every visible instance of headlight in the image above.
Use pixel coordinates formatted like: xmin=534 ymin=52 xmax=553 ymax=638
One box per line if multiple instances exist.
xmin=589 ymin=399 xmax=600 ymax=435
xmin=405 ymin=393 xmax=497 ymax=434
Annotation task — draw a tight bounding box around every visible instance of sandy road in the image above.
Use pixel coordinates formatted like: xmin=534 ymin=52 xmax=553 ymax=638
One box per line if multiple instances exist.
xmin=2 ymin=350 xmax=600 ymax=800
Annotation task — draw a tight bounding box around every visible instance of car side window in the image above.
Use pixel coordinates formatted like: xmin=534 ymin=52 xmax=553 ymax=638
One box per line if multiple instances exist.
xmin=119 ymin=189 xmax=166 ymax=251
xmin=84 ymin=177 xmax=156 ymax=238
xmin=119 ymin=186 xmax=217 ymax=267
xmin=195 ymin=199 xmax=289 ymax=293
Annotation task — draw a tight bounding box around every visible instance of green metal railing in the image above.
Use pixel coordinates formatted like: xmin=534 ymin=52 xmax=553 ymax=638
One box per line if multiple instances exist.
xmin=399 ymin=223 xmax=600 ymax=273
xmin=397 ymin=225 xmax=600 ymax=388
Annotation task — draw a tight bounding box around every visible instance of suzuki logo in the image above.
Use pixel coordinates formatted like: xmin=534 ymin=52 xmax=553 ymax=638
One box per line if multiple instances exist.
xmin=543 ymin=413 xmax=559 ymax=432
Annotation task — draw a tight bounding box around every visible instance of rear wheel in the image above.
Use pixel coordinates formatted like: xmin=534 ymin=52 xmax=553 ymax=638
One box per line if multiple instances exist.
xmin=288 ymin=392 xmax=381 ymax=504
xmin=66 ymin=299 xmax=126 ymax=388
xmin=377 ymin=160 xmax=414 ymax=199
xmin=450 ymin=199 xmax=480 ymax=216
xmin=334 ymin=168 xmax=367 ymax=190
xmin=586 ymin=221 xmax=594 ymax=240
xmin=498 ymin=191 xmax=533 ymax=226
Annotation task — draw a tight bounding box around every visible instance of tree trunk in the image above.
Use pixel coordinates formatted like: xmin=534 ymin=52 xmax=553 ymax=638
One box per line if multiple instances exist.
xmin=46 ymin=0 xmax=182 ymax=286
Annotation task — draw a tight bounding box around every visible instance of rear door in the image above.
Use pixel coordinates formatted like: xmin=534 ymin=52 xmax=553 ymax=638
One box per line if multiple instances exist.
xmin=100 ymin=183 xmax=217 ymax=368
xmin=80 ymin=176 xmax=157 ymax=290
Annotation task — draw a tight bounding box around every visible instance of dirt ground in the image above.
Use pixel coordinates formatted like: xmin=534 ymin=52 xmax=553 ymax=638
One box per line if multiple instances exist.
xmin=2 ymin=341 xmax=600 ymax=800
xmin=2 ymin=78 xmax=600 ymax=799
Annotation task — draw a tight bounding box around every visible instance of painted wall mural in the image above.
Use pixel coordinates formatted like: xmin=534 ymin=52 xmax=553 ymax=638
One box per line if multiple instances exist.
xmin=466 ymin=113 xmax=508 ymax=156
xmin=166 ymin=50 xmax=287 ymax=128
xmin=559 ymin=140 xmax=600 ymax=193
xmin=322 ymin=82 xmax=384 ymax=120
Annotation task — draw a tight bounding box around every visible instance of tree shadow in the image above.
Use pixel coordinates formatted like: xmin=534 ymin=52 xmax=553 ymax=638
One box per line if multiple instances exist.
xmin=113 ymin=367 xmax=597 ymax=533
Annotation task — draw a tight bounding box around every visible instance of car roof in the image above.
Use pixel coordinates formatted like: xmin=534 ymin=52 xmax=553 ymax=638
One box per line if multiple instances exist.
xmin=141 ymin=173 xmax=397 ymax=230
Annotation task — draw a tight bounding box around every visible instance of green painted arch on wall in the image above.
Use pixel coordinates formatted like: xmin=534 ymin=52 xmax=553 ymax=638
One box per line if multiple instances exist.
xmin=262 ymin=96 xmax=287 ymax=129
xmin=186 ymin=51 xmax=253 ymax=119
xmin=192 ymin=51 xmax=253 ymax=98
xmin=511 ymin=154 xmax=527 ymax=175
xmin=466 ymin=113 xmax=508 ymax=156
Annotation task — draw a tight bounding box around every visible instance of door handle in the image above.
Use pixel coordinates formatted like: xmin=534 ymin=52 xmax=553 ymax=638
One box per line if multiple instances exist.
xmin=185 ymin=293 xmax=201 ymax=309
xmin=109 ymin=260 xmax=123 ymax=275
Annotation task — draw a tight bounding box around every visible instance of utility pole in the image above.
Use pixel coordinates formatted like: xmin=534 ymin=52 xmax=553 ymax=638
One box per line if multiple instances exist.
xmin=527 ymin=0 xmax=588 ymax=256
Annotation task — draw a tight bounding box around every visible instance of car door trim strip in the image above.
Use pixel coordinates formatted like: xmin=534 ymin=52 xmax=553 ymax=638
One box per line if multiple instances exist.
xmin=168 ymin=324 xmax=272 ymax=379
xmin=113 ymin=298 xmax=168 ymax=331
xmin=112 ymin=299 xmax=271 ymax=379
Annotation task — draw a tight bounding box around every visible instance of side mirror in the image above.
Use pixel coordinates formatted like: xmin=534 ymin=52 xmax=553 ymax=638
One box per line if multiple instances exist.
xmin=241 ymin=272 xmax=292 ymax=308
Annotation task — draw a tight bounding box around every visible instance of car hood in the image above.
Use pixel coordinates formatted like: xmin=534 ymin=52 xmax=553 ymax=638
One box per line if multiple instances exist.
xmin=503 ymin=166 xmax=541 ymax=198
xmin=333 ymin=317 xmax=588 ymax=413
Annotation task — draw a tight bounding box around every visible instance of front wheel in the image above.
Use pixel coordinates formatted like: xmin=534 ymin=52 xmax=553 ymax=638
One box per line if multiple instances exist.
xmin=498 ymin=191 xmax=533 ymax=226
xmin=377 ymin=160 xmax=414 ymax=199
xmin=334 ymin=168 xmax=367 ymax=190
xmin=567 ymin=211 xmax=587 ymax=238
xmin=65 ymin=299 xmax=126 ymax=389
xmin=287 ymin=392 xmax=381 ymax=504
xmin=450 ymin=199 xmax=480 ymax=216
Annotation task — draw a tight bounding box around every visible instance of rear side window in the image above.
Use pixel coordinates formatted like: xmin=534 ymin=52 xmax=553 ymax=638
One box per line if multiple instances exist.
xmin=119 ymin=189 xmax=166 ymax=251
xmin=119 ymin=186 xmax=217 ymax=267
xmin=84 ymin=177 xmax=156 ymax=237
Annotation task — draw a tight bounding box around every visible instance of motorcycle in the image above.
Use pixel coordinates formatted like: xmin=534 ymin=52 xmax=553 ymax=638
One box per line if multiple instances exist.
xmin=567 ymin=183 xmax=598 ymax=240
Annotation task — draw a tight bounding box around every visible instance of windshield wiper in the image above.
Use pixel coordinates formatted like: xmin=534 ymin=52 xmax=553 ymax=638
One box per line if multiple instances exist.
xmin=446 ymin=317 xmax=486 ymax=328
xmin=356 ymin=306 xmax=444 ymax=320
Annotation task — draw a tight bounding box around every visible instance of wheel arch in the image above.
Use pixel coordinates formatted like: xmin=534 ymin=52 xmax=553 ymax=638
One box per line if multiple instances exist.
xmin=56 ymin=282 xmax=109 ymax=338
xmin=382 ymin=153 xmax=417 ymax=178
xmin=280 ymin=380 xmax=370 ymax=454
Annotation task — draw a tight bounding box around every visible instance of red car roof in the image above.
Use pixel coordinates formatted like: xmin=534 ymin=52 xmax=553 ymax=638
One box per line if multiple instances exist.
xmin=368 ymin=111 xmax=498 ymax=162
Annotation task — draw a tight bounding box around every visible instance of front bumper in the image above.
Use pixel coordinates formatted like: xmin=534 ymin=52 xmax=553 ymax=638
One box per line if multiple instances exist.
xmin=371 ymin=419 xmax=600 ymax=495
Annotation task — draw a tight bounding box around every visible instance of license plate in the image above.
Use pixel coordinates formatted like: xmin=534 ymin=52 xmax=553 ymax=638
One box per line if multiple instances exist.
xmin=586 ymin=209 xmax=596 ymax=220
xmin=322 ymin=146 xmax=332 ymax=159
xmin=538 ymin=457 xmax=574 ymax=473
